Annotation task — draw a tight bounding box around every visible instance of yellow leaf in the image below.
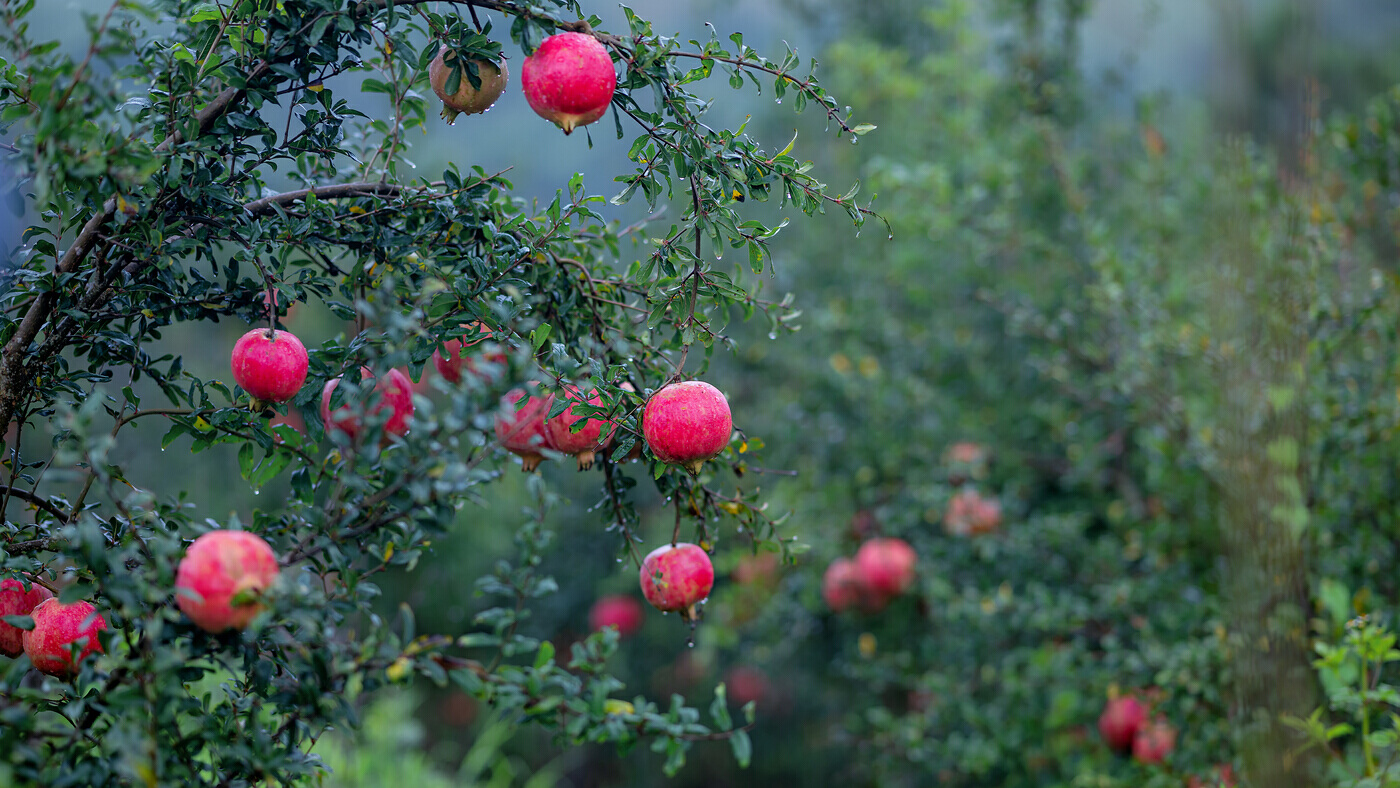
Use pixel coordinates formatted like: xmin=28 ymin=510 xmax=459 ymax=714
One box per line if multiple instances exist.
xmin=858 ymin=632 xmax=876 ymax=658
xmin=383 ymin=542 xmax=394 ymax=561
xmin=604 ymin=699 xmax=634 ymax=715
xmin=386 ymin=657 xmax=411 ymax=683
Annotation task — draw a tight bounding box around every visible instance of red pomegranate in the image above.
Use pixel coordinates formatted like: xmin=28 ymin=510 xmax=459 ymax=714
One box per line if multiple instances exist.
xmin=230 ymin=328 xmax=308 ymax=406
xmin=521 ymin=32 xmax=615 ymax=134
xmin=175 ymin=530 xmax=280 ymax=633
xmin=642 ymin=380 xmax=733 ymax=475
xmin=854 ymin=537 xmax=917 ymax=598
xmin=1132 ymin=717 xmax=1177 ymax=764
xmin=432 ymin=322 xmax=507 ymax=384
xmin=821 ymin=558 xmax=865 ymax=613
xmin=544 ymin=385 xmax=615 ymax=470
xmin=589 ymin=594 xmax=645 ymax=638
xmin=724 ymin=665 xmax=770 ymax=707
xmin=428 ymin=45 xmax=509 ymax=123
xmin=1097 ymin=695 xmax=1148 ymax=753
xmin=495 ymin=385 xmax=554 ymax=471
xmin=23 ymin=598 xmax=107 ymax=677
xmin=639 ymin=543 xmax=714 ymax=621
xmin=0 ymin=576 xmax=53 ymax=657
xmin=320 ymin=367 xmax=414 ymax=442
xmin=943 ymin=489 xmax=1003 ymax=537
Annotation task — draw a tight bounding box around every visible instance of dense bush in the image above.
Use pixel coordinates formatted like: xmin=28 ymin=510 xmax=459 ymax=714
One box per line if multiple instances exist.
xmin=0 ymin=0 xmax=874 ymax=783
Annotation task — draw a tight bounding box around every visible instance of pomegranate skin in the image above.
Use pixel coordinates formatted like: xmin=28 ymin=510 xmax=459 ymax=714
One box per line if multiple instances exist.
xmin=944 ymin=489 xmax=1004 ymax=537
xmin=821 ymin=558 xmax=865 ymax=613
xmin=320 ymin=367 xmax=415 ymax=442
xmin=639 ymin=543 xmax=714 ymax=620
xmin=544 ymin=385 xmax=615 ymax=470
xmin=495 ymin=385 xmax=554 ymax=471
xmin=1098 ymin=695 xmax=1148 ymax=752
xmin=432 ymin=322 xmax=507 ymax=384
xmin=230 ymin=328 xmax=309 ymax=405
xmin=854 ymin=537 xmax=917 ymax=597
xmin=1132 ymin=718 xmax=1177 ymax=764
xmin=642 ymin=381 xmax=733 ymax=475
xmin=520 ymin=32 xmax=615 ymax=134
xmin=22 ymin=598 xmax=107 ymax=677
xmin=589 ymin=594 xmax=645 ymax=638
xmin=0 ymin=577 xmax=53 ymax=657
xmin=428 ymin=46 xmax=509 ymax=122
xmin=175 ymin=530 xmax=280 ymax=633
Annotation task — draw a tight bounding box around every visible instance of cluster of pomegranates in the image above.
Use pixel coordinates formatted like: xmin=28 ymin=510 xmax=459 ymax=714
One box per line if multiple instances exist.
xmin=1099 ymin=693 xmax=1234 ymax=782
xmin=822 ymin=537 xmax=917 ymax=614
xmin=430 ymin=31 xmax=616 ymax=135
xmin=0 ymin=529 xmax=279 ymax=677
xmin=938 ymin=442 xmax=1003 ymax=537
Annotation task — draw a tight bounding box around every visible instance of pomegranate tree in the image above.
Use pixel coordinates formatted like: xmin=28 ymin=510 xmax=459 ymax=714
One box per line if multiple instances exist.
xmin=642 ymin=380 xmax=733 ymax=474
xmin=320 ymin=367 xmax=415 ymax=442
xmin=639 ymin=543 xmax=714 ymax=621
xmin=23 ymin=598 xmax=107 ymax=677
xmin=0 ymin=576 xmax=52 ymax=657
xmin=1097 ymin=695 xmax=1147 ymax=752
xmin=544 ymin=384 xmax=615 ymax=470
xmin=175 ymin=530 xmax=281 ymax=633
xmin=230 ymin=328 xmax=309 ymax=407
xmin=428 ymin=46 xmax=508 ymax=123
xmin=495 ymin=385 xmax=554 ymax=471
xmin=520 ymin=32 xmax=615 ymax=134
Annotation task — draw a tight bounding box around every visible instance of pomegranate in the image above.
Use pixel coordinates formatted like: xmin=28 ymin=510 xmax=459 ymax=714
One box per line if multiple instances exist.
xmin=724 ymin=665 xmax=769 ymax=707
xmin=495 ymin=384 xmax=554 ymax=471
xmin=320 ymin=367 xmax=415 ymax=442
xmin=943 ymin=489 xmax=1003 ymax=537
xmin=0 ymin=576 xmax=53 ymax=657
xmin=854 ymin=537 xmax=917 ymax=598
xmin=432 ymin=322 xmax=507 ymax=384
xmin=1097 ymin=695 xmax=1147 ymax=752
xmin=429 ymin=45 xmax=509 ymax=123
xmin=520 ymin=32 xmax=615 ymax=134
xmin=639 ymin=543 xmax=714 ymax=621
xmin=230 ymin=328 xmax=309 ymax=406
xmin=1132 ymin=718 xmax=1177 ymax=764
xmin=23 ymin=598 xmax=107 ymax=677
xmin=544 ymin=384 xmax=615 ymax=470
xmin=589 ymin=594 xmax=645 ymax=638
xmin=642 ymin=380 xmax=733 ymax=474
xmin=733 ymin=551 xmax=779 ymax=587
xmin=821 ymin=558 xmax=865 ymax=613
xmin=175 ymin=530 xmax=280 ymax=632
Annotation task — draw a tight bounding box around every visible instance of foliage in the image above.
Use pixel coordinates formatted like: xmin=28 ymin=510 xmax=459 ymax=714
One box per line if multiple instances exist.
xmin=0 ymin=0 xmax=871 ymax=783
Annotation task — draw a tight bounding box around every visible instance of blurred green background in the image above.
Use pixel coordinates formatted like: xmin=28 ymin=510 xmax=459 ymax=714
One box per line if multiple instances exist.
xmin=20 ymin=0 xmax=1400 ymax=786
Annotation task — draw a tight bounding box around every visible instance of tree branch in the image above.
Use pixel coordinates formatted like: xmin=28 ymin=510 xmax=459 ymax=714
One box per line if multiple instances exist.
xmin=0 ymin=485 xmax=70 ymax=524
xmin=242 ymin=182 xmax=405 ymax=216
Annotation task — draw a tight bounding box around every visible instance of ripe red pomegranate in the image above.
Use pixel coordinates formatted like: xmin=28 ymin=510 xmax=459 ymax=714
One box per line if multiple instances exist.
xmin=521 ymin=32 xmax=615 ymax=134
xmin=23 ymin=598 xmax=107 ymax=677
xmin=320 ymin=367 xmax=415 ymax=442
xmin=589 ymin=594 xmax=645 ymax=638
xmin=943 ymin=489 xmax=1003 ymax=537
xmin=432 ymin=322 xmax=507 ymax=384
xmin=733 ymin=552 xmax=779 ymax=587
xmin=1097 ymin=695 xmax=1147 ymax=752
xmin=544 ymin=385 xmax=615 ymax=470
xmin=0 ymin=576 xmax=52 ymax=657
xmin=724 ymin=665 xmax=770 ymax=707
xmin=821 ymin=558 xmax=865 ymax=613
xmin=639 ymin=543 xmax=714 ymax=621
xmin=495 ymin=385 xmax=554 ymax=471
xmin=230 ymin=328 xmax=308 ymax=406
xmin=429 ymin=45 xmax=509 ymax=123
xmin=854 ymin=537 xmax=917 ymax=597
xmin=1187 ymin=764 xmax=1237 ymax=788
xmin=642 ymin=380 xmax=733 ymax=474
xmin=176 ymin=530 xmax=280 ymax=632
xmin=1132 ymin=718 xmax=1177 ymax=764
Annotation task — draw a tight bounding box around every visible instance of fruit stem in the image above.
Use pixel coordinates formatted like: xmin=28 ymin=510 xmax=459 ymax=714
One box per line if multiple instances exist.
xmin=682 ymin=459 xmax=704 ymax=476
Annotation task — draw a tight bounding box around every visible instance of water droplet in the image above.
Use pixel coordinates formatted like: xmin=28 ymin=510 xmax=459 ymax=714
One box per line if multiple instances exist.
xmin=767 ymin=332 xmax=777 ymax=340
xmin=774 ymin=99 xmax=782 ymax=105
xmin=253 ymin=490 xmax=260 ymax=495
xmin=850 ymin=136 xmax=858 ymax=145
xmin=715 ymin=253 xmax=722 ymax=260
xmin=887 ymin=234 xmax=894 ymax=241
